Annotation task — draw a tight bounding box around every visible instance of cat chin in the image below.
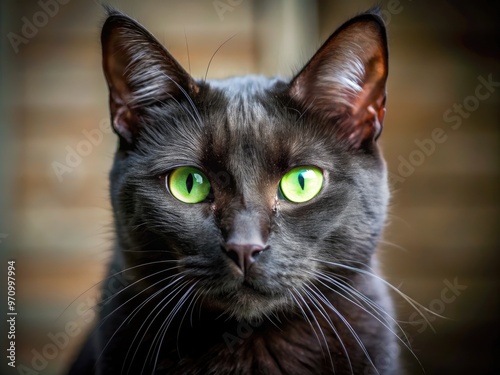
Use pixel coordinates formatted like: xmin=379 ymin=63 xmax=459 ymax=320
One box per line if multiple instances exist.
xmin=206 ymin=286 xmax=290 ymax=321
xmin=226 ymin=296 xmax=289 ymax=322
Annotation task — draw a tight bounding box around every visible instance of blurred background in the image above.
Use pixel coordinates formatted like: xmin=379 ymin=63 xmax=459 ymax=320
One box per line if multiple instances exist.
xmin=0 ymin=0 xmax=498 ymax=374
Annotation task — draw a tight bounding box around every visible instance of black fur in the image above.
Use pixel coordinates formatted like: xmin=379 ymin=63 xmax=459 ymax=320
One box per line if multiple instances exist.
xmin=68 ymin=7 xmax=400 ymax=375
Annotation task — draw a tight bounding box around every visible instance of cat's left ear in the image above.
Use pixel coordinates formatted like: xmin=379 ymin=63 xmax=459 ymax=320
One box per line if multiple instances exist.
xmin=290 ymin=11 xmax=388 ymax=148
xmin=101 ymin=8 xmax=198 ymax=148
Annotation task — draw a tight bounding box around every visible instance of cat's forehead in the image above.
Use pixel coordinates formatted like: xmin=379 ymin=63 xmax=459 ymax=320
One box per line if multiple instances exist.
xmin=207 ymin=75 xmax=283 ymax=130
xmin=197 ymin=76 xmax=295 ymax=184
xmin=208 ymin=75 xmax=281 ymax=99
xmin=199 ymin=75 xmax=334 ymax=172
xmin=204 ymin=76 xmax=287 ymax=151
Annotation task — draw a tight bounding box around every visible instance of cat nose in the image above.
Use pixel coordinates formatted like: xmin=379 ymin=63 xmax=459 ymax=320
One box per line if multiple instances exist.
xmin=223 ymin=243 xmax=266 ymax=274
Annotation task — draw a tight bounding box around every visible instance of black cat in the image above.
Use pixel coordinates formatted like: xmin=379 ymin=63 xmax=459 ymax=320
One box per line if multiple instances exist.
xmin=68 ymin=7 xmax=403 ymax=375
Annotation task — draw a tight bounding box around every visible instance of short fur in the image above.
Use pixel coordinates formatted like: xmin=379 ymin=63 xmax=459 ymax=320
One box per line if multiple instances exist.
xmin=68 ymin=7 xmax=401 ymax=375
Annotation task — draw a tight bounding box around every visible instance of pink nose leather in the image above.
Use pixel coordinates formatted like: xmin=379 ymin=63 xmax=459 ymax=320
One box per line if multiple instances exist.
xmin=224 ymin=243 xmax=265 ymax=274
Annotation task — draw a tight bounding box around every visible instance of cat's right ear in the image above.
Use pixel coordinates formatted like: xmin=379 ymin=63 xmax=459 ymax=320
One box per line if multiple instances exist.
xmin=101 ymin=8 xmax=198 ymax=148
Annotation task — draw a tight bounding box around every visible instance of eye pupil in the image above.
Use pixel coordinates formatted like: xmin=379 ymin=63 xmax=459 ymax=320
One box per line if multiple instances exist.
xmin=279 ymin=166 xmax=323 ymax=203
xmin=186 ymin=173 xmax=194 ymax=194
xmin=168 ymin=167 xmax=211 ymax=204
xmin=298 ymin=173 xmax=305 ymax=190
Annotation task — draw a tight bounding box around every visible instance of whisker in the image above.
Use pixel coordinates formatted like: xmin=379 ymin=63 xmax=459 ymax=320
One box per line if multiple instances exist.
xmin=189 ymin=288 xmax=204 ymax=327
xmin=184 ymin=28 xmax=191 ymax=75
xmin=96 ymin=274 xmax=186 ymax=373
xmin=154 ymin=71 xmax=204 ymax=131
xmin=300 ymin=284 xmax=338 ymax=374
xmin=378 ymin=239 xmax=409 ymax=252
xmin=302 ymin=282 xmax=353 ymax=375
xmin=203 ymin=33 xmax=238 ymax=81
xmin=121 ymin=249 xmax=177 ymax=253
xmin=150 ymin=282 xmax=198 ymax=374
xmin=316 ymin=287 xmax=379 ymax=374
xmin=56 ymin=259 xmax=179 ymax=321
xmin=310 ymin=270 xmax=398 ymax=335
xmin=126 ymin=272 xmax=189 ymax=325
xmin=175 ymin=283 xmax=202 ymax=354
xmin=138 ymin=279 xmax=192 ymax=373
xmin=310 ymin=262 xmax=427 ymax=371
xmin=126 ymin=278 xmax=191 ymax=374
xmin=313 ymin=258 xmax=444 ymax=329
xmin=121 ymin=282 xmax=178 ymax=374
xmin=262 ymin=310 xmax=281 ymax=331
xmin=289 ymin=288 xmax=325 ymax=357
xmin=322 ymin=270 xmax=411 ymax=332
xmin=97 ymin=264 xmax=182 ymax=308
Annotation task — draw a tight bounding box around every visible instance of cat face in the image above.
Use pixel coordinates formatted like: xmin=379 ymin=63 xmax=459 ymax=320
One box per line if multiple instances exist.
xmin=102 ymin=9 xmax=389 ymax=321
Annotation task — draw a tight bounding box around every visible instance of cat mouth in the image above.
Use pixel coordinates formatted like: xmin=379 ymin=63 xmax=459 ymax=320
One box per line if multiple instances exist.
xmin=207 ymin=285 xmax=287 ymax=320
xmin=240 ymin=280 xmax=263 ymax=294
xmin=206 ymin=277 xmax=276 ymax=302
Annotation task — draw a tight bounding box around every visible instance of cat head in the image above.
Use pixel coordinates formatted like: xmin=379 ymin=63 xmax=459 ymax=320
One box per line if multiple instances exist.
xmin=102 ymin=8 xmax=389 ymax=320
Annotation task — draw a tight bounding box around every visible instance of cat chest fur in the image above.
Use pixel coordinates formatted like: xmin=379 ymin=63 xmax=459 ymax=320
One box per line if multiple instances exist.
xmin=142 ymin=296 xmax=392 ymax=375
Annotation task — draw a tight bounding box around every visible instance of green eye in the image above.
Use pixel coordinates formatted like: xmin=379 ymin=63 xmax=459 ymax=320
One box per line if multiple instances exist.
xmin=168 ymin=167 xmax=211 ymax=203
xmin=279 ymin=166 xmax=323 ymax=203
